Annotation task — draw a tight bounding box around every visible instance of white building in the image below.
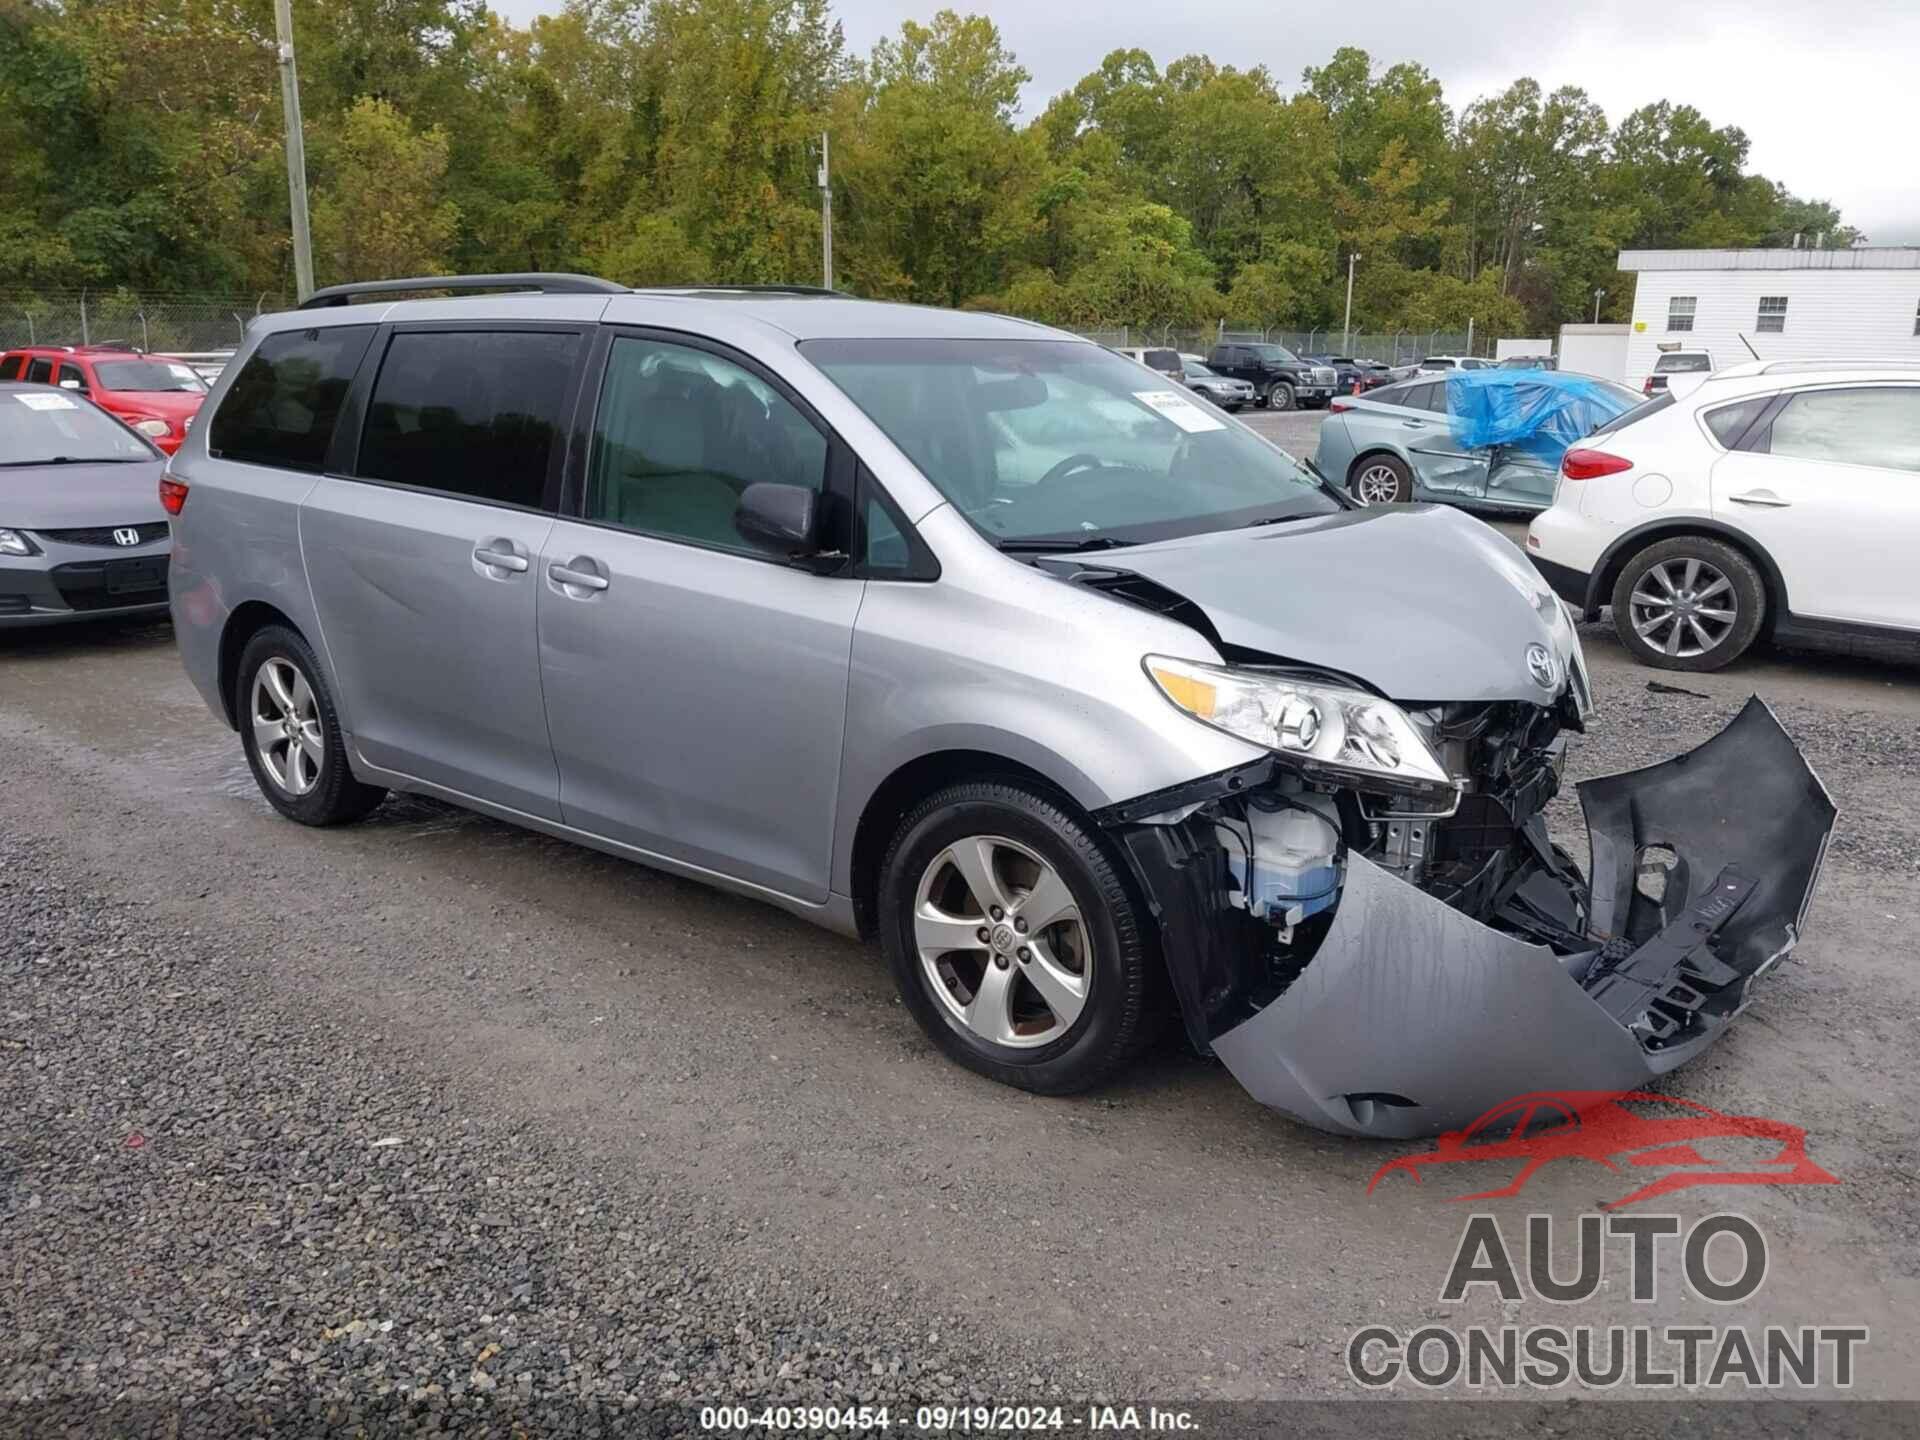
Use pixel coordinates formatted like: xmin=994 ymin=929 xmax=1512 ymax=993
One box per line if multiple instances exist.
xmin=1618 ymin=246 xmax=1920 ymax=387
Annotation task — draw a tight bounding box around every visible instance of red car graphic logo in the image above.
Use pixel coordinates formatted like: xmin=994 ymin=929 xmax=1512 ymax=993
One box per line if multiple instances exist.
xmin=1366 ymin=1090 xmax=1839 ymax=1209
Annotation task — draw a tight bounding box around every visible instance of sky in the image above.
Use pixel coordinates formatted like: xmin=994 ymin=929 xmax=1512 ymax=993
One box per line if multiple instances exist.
xmin=489 ymin=0 xmax=1920 ymax=245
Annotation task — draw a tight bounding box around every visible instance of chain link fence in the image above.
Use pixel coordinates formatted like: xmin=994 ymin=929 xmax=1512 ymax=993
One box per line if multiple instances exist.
xmin=0 ymin=290 xmax=287 ymax=355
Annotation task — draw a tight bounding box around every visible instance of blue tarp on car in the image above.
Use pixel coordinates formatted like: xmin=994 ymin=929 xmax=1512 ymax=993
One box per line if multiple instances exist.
xmin=1444 ymin=369 xmax=1638 ymax=468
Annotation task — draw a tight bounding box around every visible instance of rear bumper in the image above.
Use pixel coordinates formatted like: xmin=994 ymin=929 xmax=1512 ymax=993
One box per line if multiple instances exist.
xmin=1110 ymin=699 xmax=1835 ymax=1138
xmin=1528 ymin=554 xmax=1595 ymax=614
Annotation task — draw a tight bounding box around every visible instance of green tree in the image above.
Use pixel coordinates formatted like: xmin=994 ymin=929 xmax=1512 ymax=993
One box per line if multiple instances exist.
xmin=310 ymin=97 xmax=460 ymax=283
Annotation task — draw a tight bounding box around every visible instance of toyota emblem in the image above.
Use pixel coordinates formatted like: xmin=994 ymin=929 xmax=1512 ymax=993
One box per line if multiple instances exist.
xmin=113 ymin=527 xmax=141 ymax=547
xmin=1525 ymin=643 xmax=1559 ymax=689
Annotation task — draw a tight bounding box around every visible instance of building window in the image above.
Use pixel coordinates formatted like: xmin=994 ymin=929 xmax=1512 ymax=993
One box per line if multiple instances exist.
xmin=1666 ymin=296 xmax=1696 ymax=332
xmin=1756 ymin=296 xmax=1789 ymax=333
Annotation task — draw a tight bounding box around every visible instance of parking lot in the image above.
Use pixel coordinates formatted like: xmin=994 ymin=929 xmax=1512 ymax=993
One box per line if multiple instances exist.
xmin=4 ymin=406 xmax=1917 ymax=1429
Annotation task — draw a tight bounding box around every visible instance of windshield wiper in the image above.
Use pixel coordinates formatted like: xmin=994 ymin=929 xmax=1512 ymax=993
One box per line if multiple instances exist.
xmin=0 ymin=455 xmax=143 ymax=467
xmin=995 ymin=535 xmax=1134 ymax=554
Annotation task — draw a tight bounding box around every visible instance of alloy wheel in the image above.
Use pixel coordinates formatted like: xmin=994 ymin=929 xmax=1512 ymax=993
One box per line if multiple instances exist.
xmin=250 ymin=657 xmax=325 ymax=796
xmin=912 ymin=834 xmax=1092 ymax=1049
xmin=1628 ymin=557 xmax=1737 ymax=659
xmin=1353 ymin=462 xmax=1402 ymax=506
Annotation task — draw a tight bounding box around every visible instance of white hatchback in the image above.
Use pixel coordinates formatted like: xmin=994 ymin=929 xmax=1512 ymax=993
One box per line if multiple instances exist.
xmin=1526 ymin=360 xmax=1920 ymax=670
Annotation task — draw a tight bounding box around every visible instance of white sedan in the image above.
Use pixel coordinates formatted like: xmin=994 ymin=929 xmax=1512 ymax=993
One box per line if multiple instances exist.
xmin=1526 ymin=360 xmax=1920 ymax=671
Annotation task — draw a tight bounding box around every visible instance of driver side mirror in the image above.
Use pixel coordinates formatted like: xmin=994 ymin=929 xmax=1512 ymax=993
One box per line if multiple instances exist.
xmin=733 ymin=481 xmax=819 ymax=559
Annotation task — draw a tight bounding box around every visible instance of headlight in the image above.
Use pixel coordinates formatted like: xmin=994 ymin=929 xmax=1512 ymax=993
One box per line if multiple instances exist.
xmin=0 ymin=527 xmax=39 ymax=556
xmin=1145 ymin=655 xmax=1457 ymax=796
xmin=132 ymin=418 xmax=172 ymax=438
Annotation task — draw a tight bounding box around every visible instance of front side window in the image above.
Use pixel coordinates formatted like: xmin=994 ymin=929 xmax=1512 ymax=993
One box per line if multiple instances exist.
xmin=357 ymin=329 xmax=579 ymax=508
xmin=584 ymin=336 xmax=828 ymax=553
xmin=804 ymin=338 xmax=1338 ymax=550
xmin=1667 ymin=296 xmax=1697 ymax=332
xmin=94 ymin=360 xmax=207 ymax=393
xmin=0 ymin=389 xmax=154 ymax=465
xmin=1763 ymin=387 xmax=1920 ymax=473
xmin=1756 ymin=296 xmax=1788 ymax=334
xmin=210 ymin=325 xmax=375 ymax=472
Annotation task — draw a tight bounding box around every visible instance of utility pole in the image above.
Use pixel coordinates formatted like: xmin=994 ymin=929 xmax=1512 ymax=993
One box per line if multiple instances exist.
xmin=817 ymin=131 xmax=833 ymax=292
xmin=274 ymin=0 xmax=315 ymax=303
xmin=1341 ymin=252 xmax=1360 ymax=353
xmin=1593 ymin=287 xmax=1605 ymax=324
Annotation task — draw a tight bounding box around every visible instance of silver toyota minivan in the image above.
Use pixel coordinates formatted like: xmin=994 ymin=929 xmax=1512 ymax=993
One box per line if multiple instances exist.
xmin=167 ymin=275 xmax=1834 ymax=1138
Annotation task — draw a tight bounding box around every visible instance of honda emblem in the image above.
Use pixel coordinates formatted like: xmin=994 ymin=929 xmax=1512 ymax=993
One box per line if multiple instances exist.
xmin=113 ymin=527 xmax=141 ymax=547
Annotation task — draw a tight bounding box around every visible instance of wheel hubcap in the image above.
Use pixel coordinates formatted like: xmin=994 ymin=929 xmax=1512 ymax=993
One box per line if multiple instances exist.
xmin=250 ymin=657 xmax=324 ymax=796
xmin=1628 ymin=558 xmax=1736 ymax=658
xmin=912 ymin=835 xmax=1091 ymax=1049
xmin=1354 ymin=464 xmax=1400 ymax=505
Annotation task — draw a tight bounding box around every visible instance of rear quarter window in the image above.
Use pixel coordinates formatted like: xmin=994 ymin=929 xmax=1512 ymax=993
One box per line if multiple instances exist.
xmin=209 ymin=325 xmax=376 ymax=471
xmin=1703 ymin=396 xmax=1771 ymax=449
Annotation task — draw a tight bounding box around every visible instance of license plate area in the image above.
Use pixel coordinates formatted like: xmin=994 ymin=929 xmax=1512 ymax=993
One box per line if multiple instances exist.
xmin=105 ymin=558 xmax=165 ymax=594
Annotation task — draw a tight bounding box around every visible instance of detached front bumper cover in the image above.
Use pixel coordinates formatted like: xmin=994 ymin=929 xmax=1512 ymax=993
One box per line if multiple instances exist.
xmin=1114 ymin=698 xmax=1835 ymax=1138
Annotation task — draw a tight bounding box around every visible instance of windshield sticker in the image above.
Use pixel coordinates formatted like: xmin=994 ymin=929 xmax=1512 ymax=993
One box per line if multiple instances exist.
xmin=1133 ymin=389 xmax=1225 ymax=434
xmin=14 ymin=392 xmax=79 ymax=411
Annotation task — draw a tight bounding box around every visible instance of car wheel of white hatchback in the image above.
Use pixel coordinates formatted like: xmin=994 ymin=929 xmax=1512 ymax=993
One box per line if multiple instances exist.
xmin=1610 ymin=536 xmax=1766 ymax=673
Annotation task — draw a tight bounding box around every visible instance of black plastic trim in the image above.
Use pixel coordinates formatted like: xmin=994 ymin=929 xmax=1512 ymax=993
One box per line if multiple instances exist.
xmin=300 ymin=273 xmax=625 ymax=308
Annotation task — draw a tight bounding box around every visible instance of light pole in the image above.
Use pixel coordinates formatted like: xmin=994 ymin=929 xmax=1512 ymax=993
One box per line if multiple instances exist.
xmin=1593 ymin=288 xmax=1606 ymax=324
xmin=817 ymin=131 xmax=833 ymax=292
xmin=1341 ymin=252 xmax=1361 ymax=354
xmin=274 ymin=0 xmax=314 ymax=302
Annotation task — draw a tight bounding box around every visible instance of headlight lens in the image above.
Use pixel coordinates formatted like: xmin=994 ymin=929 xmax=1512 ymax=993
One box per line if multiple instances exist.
xmin=0 ymin=527 xmax=38 ymax=557
xmin=1145 ymin=655 xmax=1456 ymax=794
xmin=132 ymin=418 xmax=171 ymax=438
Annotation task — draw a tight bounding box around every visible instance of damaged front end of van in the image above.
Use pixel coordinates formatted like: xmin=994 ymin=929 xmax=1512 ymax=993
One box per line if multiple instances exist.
xmin=1102 ymin=688 xmax=1834 ymax=1140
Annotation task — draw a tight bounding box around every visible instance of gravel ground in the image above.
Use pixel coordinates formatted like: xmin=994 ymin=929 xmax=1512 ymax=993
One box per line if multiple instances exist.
xmin=2 ymin=513 xmax=1917 ymax=1429
xmin=0 ymin=828 xmax=1121 ymax=1435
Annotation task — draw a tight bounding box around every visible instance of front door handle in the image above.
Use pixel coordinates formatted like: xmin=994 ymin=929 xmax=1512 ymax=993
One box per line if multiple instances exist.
xmin=473 ymin=539 xmax=530 ymax=574
xmin=548 ymin=558 xmax=610 ymax=593
xmin=1728 ymin=490 xmax=1792 ymax=508
xmin=1400 ymin=419 xmax=1426 ymax=428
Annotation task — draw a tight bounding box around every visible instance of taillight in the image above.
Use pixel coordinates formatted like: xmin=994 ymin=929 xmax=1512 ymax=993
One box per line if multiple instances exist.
xmin=1560 ymin=448 xmax=1632 ymax=480
xmin=1642 ymin=376 xmax=1654 ymax=394
xmin=159 ymin=476 xmax=189 ymax=514
xmin=1328 ymin=398 xmax=1353 ymax=413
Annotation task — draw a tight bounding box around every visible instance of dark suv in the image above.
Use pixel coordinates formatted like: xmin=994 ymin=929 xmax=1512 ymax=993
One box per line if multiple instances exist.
xmin=1205 ymin=342 xmax=1336 ymax=411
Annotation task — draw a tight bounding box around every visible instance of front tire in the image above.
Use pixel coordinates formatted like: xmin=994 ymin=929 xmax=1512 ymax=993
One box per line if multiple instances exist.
xmin=878 ymin=781 xmax=1160 ymax=1096
xmin=1610 ymin=537 xmax=1764 ymax=671
xmin=236 ymin=625 xmax=387 ymax=825
xmin=1266 ymin=382 xmax=1296 ymax=412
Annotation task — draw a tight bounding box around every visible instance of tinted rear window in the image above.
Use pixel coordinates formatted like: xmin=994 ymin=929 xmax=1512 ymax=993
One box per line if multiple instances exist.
xmin=210 ymin=326 xmax=376 ymax=471
xmin=1142 ymin=349 xmax=1180 ymax=372
xmin=1591 ymin=391 xmax=1673 ymax=437
xmin=0 ymin=355 xmax=22 ymax=380
xmin=356 ymin=329 xmax=579 ymax=508
xmin=1655 ymin=354 xmax=1711 ymax=373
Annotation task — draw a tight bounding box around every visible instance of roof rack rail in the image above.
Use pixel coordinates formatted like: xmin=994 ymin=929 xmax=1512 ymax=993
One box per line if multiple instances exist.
xmin=640 ymin=284 xmax=843 ymax=297
xmin=299 ymin=272 xmax=627 ymax=309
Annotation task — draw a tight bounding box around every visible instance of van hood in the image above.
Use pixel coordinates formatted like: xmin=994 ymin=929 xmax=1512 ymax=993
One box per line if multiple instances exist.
xmin=1076 ymin=505 xmax=1580 ymax=705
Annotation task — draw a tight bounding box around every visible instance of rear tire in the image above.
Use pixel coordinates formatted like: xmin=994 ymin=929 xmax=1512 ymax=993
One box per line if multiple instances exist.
xmin=878 ymin=781 xmax=1162 ymax=1096
xmin=1349 ymin=454 xmax=1413 ymax=506
xmin=1610 ymin=537 xmax=1765 ymax=672
xmin=236 ymin=625 xmax=387 ymax=825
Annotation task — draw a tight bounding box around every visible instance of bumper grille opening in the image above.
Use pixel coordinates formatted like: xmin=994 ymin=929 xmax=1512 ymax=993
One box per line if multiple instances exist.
xmin=49 ymin=557 xmax=170 ymax=611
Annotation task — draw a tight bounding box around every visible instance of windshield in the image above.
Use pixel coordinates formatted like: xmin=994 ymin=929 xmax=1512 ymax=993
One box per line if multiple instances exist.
xmin=94 ymin=359 xmax=207 ymax=393
xmin=804 ymin=338 xmax=1338 ymax=549
xmin=1182 ymin=359 xmax=1219 ymax=378
xmin=0 ymin=390 xmax=155 ymax=465
xmin=1247 ymin=343 xmax=1300 ymax=363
